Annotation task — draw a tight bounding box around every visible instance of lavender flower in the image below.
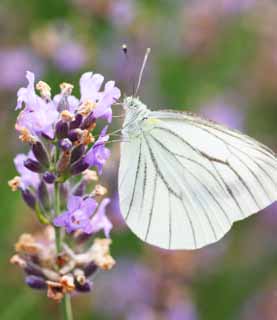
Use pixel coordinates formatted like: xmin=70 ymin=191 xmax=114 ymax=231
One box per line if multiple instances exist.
xmin=53 ymin=195 xmax=97 ymax=234
xmin=80 ymin=72 xmax=121 ymax=122
xmin=16 ymin=72 xmax=59 ymax=139
xmin=53 ymin=41 xmax=88 ymax=73
xmin=0 ymin=48 xmax=44 ymax=90
xmin=10 ymin=69 xmax=119 ymax=311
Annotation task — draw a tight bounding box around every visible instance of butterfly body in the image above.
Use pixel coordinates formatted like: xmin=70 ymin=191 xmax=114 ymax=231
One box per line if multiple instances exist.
xmin=119 ymin=96 xmax=277 ymax=250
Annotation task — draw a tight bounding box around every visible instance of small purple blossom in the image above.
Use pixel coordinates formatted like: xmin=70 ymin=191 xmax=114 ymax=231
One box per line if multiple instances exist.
xmin=80 ymin=72 xmax=121 ymax=122
xmin=16 ymin=72 xmax=59 ymax=138
xmin=14 ymin=152 xmax=40 ymax=190
xmin=53 ymin=195 xmax=97 ymax=234
xmin=84 ymin=127 xmax=111 ymax=174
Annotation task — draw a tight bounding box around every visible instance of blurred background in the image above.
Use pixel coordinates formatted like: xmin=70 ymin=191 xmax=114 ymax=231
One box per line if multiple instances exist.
xmin=1 ymin=0 xmax=277 ymax=319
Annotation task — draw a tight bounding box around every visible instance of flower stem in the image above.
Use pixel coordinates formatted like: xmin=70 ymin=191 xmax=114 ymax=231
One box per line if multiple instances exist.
xmin=54 ymin=182 xmax=74 ymax=320
xmin=62 ymin=294 xmax=73 ymax=320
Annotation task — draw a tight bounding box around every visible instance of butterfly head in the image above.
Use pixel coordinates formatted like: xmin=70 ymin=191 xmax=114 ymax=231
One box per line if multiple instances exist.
xmin=122 ymin=96 xmax=147 ymax=112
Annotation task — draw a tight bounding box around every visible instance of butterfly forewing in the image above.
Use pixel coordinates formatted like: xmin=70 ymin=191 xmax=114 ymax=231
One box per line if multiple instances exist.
xmin=119 ymin=109 xmax=277 ymax=250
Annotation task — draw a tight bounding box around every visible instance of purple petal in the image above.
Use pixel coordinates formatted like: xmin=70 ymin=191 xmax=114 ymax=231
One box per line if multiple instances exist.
xmin=67 ymin=195 xmax=83 ymax=211
xmin=80 ymin=72 xmax=104 ymax=102
xmin=53 ymin=211 xmax=70 ymax=227
xmin=82 ymin=197 xmax=98 ymax=217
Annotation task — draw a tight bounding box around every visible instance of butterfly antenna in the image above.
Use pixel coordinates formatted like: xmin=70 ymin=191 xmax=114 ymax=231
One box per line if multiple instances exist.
xmin=135 ymin=47 xmax=151 ymax=97
xmin=122 ymin=44 xmax=136 ymax=96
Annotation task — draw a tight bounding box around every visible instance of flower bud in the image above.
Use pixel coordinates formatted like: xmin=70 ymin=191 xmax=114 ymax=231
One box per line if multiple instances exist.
xmin=24 ymin=262 xmax=45 ymax=278
xmin=83 ymin=262 xmax=98 ymax=277
xmin=73 ymin=181 xmax=86 ymax=196
xmin=25 ymin=275 xmax=46 ymax=290
xmin=81 ymin=112 xmax=96 ymax=130
xmin=70 ymin=158 xmax=89 ymax=175
xmin=59 ymin=138 xmax=72 ymax=151
xmin=43 ymin=172 xmax=56 ymax=184
xmin=68 ymin=129 xmax=82 ymax=142
xmin=71 ymin=145 xmax=85 ymax=163
xmin=38 ymin=181 xmax=50 ymax=211
xmin=75 ymin=279 xmax=93 ymax=293
xmin=21 ymin=189 xmax=36 ymax=209
xmin=24 ymin=159 xmax=44 ymax=173
xmin=55 ymin=120 xmax=69 ymax=139
xmin=32 ymin=141 xmax=49 ymax=167
xmin=70 ymin=114 xmax=83 ymax=130
xmin=57 ymin=151 xmax=71 ymax=173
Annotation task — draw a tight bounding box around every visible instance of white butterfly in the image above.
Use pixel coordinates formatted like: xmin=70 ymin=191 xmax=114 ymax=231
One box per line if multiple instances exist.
xmin=117 ymin=48 xmax=277 ymax=250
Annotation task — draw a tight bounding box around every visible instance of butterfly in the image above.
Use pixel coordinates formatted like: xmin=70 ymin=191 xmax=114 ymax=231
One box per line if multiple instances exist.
xmin=117 ymin=48 xmax=277 ymax=250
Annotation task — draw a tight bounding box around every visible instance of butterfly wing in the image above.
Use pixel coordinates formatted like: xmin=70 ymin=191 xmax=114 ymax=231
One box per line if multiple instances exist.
xmin=118 ymin=110 xmax=277 ymax=250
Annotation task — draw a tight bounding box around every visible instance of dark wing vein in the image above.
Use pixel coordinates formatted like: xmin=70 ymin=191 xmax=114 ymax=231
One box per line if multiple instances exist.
xmin=125 ymin=140 xmax=142 ymax=221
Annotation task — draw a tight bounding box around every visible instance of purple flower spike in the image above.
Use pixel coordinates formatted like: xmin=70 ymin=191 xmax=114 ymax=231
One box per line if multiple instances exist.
xmin=84 ymin=127 xmax=111 ymax=174
xmin=53 ymin=195 xmax=97 ymax=234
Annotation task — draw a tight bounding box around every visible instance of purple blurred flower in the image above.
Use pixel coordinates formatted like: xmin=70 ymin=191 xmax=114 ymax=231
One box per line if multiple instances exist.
xmin=14 ymin=152 xmax=40 ymax=190
xmin=16 ymin=72 xmax=59 ymax=138
xmin=92 ymin=260 xmax=156 ymax=316
xmin=84 ymin=127 xmax=111 ymax=174
xmin=54 ymin=195 xmax=97 ymax=234
xmin=53 ymin=41 xmax=88 ymax=73
xmin=167 ymin=302 xmax=198 ymax=320
xmin=199 ymin=99 xmax=244 ymax=129
xmin=90 ymin=198 xmax=112 ymax=237
xmin=0 ymin=48 xmax=44 ymax=90
xmin=222 ymin=0 xmax=256 ymax=14
xmin=109 ymin=0 xmax=136 ymax=27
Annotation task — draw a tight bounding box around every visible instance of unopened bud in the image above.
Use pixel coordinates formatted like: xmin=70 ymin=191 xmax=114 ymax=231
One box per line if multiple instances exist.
xmin=75 ymin=279 xmax=93 ymax=293
xmin=55 ymin=120 xmax=69 ymax=139
xmin=71 ymin=145 xmax=86 ymax=163
xmin=32 ymin=141 xmax=50 ymax=167
xmin=68 ymin=129 xmax=82 ymax=142
xmin=81 ymin=112 xmax=96 ymax=130
xmin=70 ymin=114 xmax=83 ymax=130
xmin=70 ymin=159 xmax=89 ymax=175
xmin=59 ymin=138 xmax=72 ymax=151
xmin=38 ymin=181 xmax=50 ymax=211
xmin=26 ymin=275 xmax=47 ymax=290
xmin=24 ymin=158 xmax=44 ymax=173
xmin=21 ymin=189 xmax=37 ymax=209
xmin=43 ymin=172 xmax=56 ymax=184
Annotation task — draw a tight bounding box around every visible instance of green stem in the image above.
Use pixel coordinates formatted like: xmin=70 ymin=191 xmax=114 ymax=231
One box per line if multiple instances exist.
xmin=54 ymin=182 xmax=74 ymax=320
xmin=62 ymin=294 xmax=73 ymax=320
